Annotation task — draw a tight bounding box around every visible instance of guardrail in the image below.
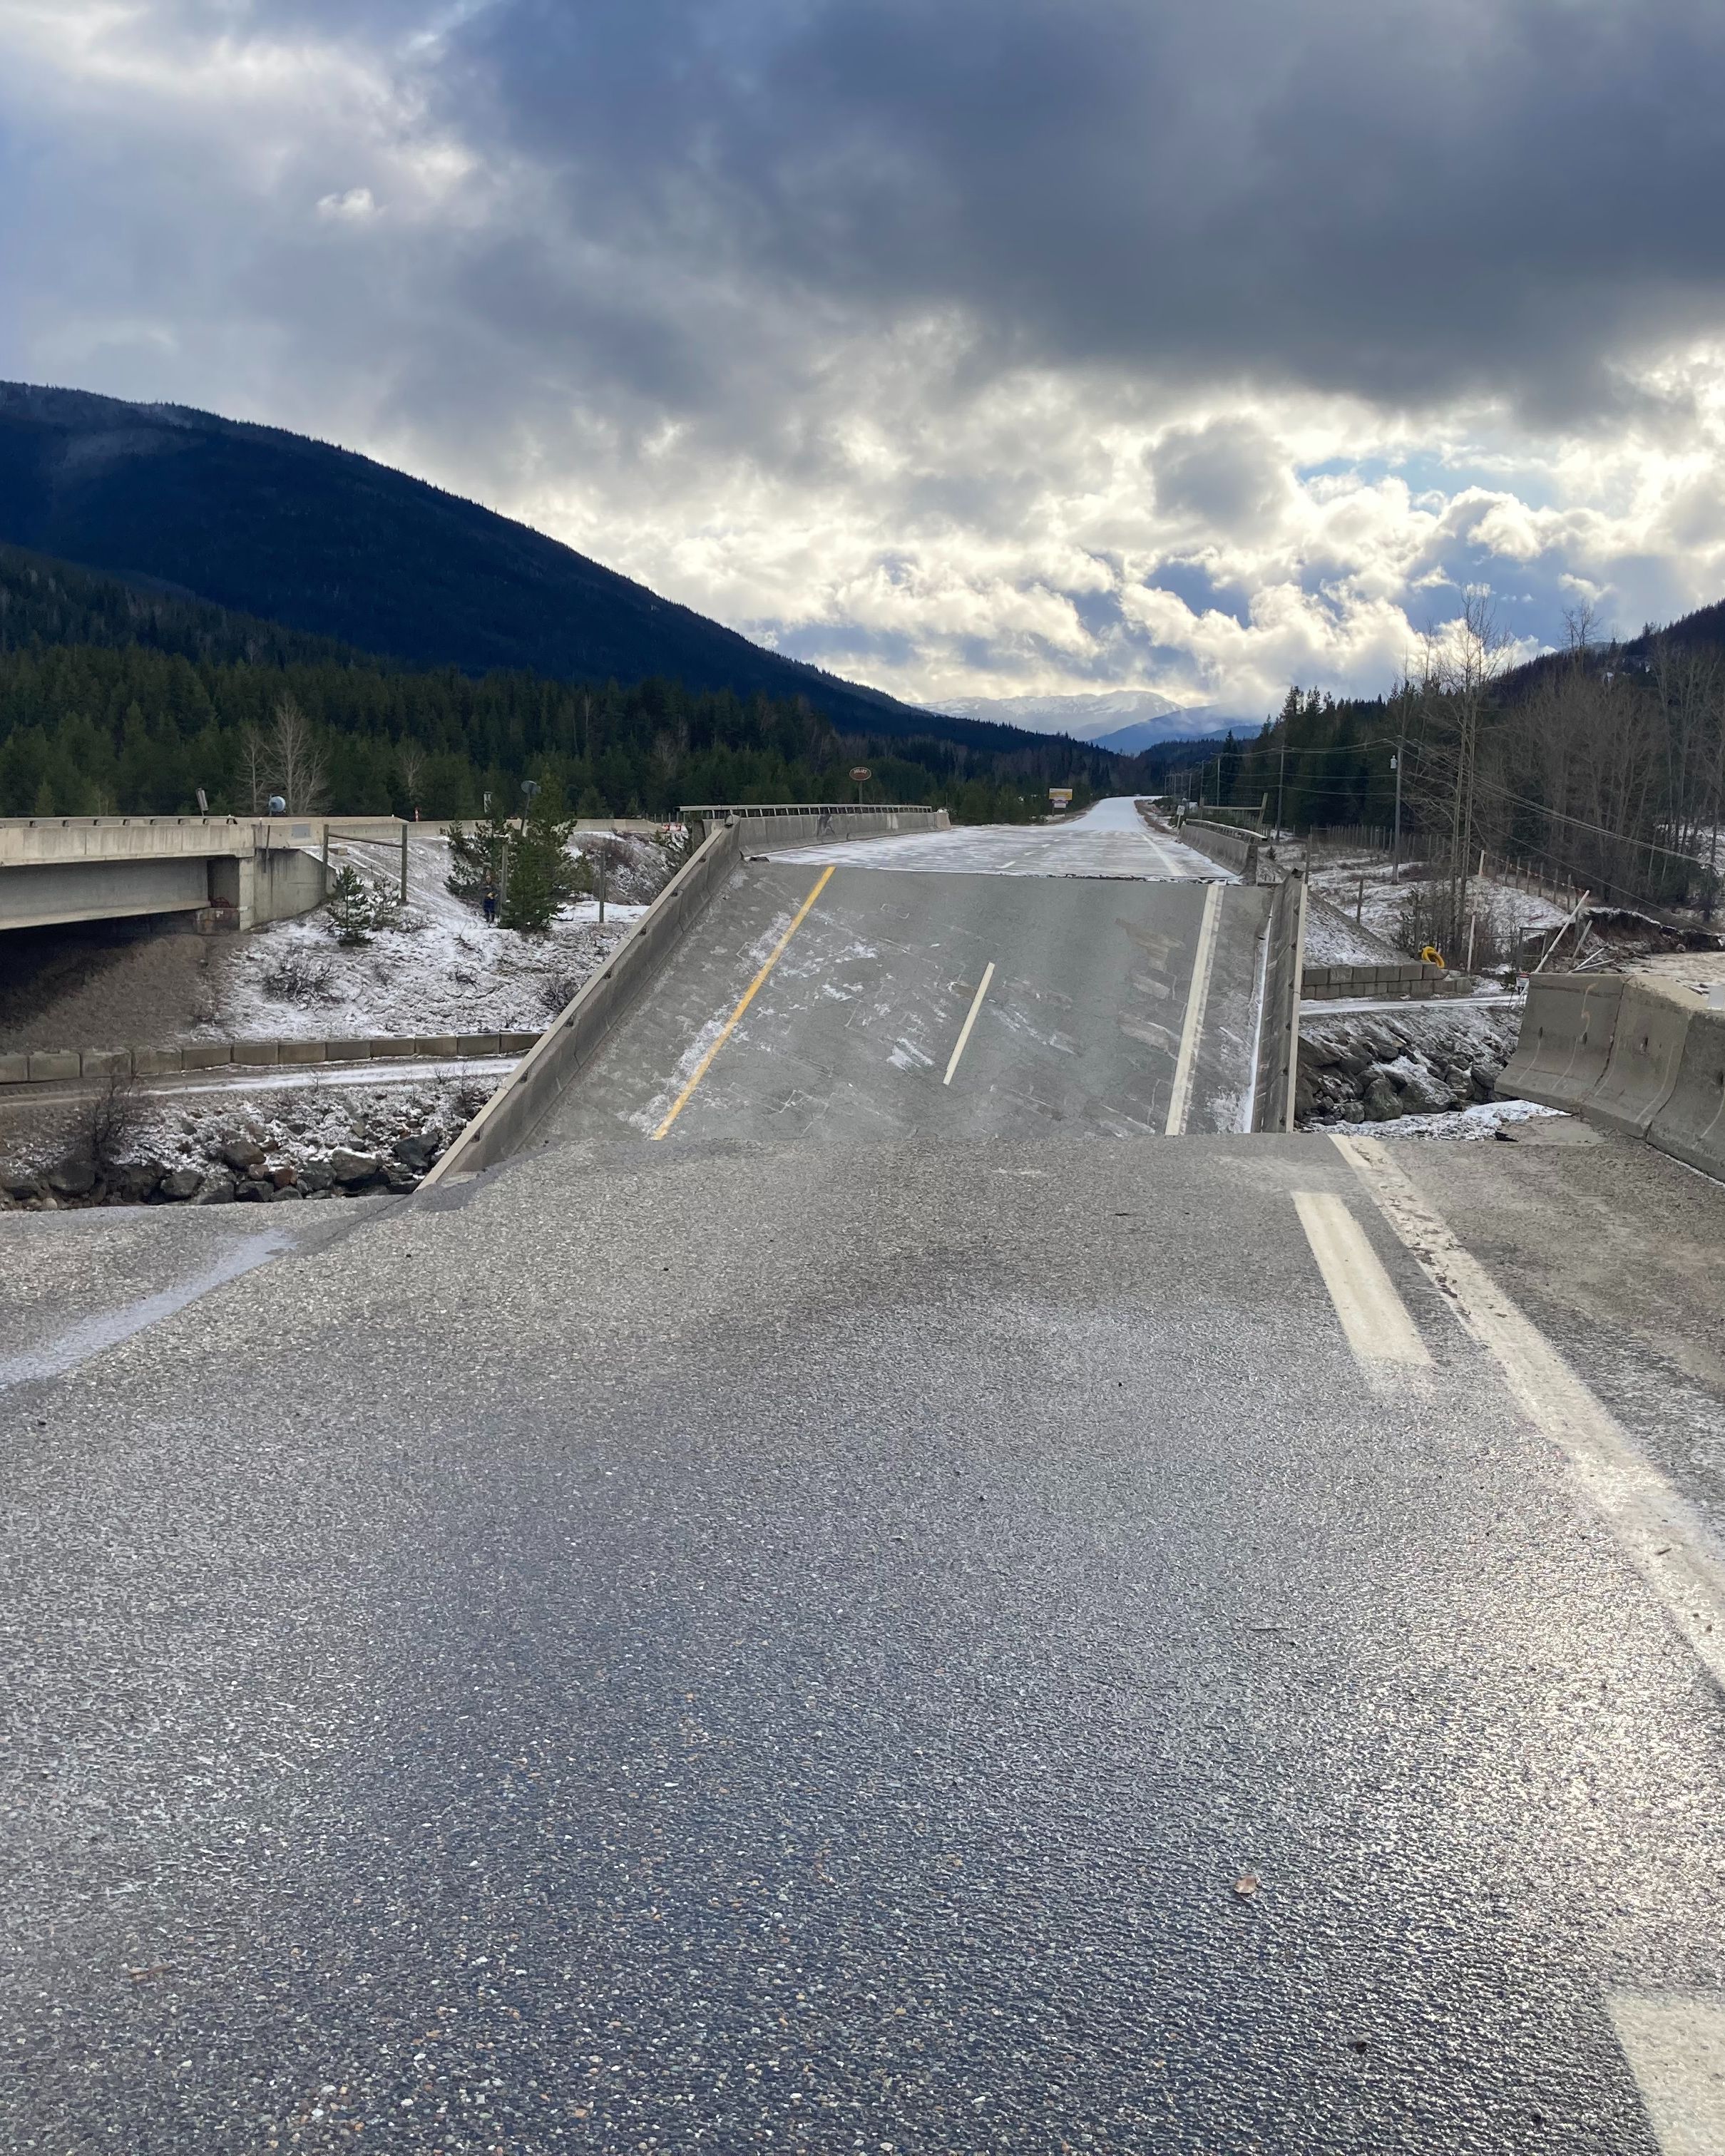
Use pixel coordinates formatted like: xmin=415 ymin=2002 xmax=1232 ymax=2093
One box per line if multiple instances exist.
xmin=1252 ymin=871 xmax=1309 ymax=1132
xmin=424 ymin=818 xmax=746 ymax=1182
xmin=0 ymin=1034 xmax=537 ymax=1085
xmin=1502 ymin=972 xmax=1725 ymax=1179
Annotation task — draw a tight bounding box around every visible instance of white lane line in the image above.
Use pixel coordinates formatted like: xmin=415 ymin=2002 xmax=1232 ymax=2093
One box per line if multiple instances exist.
xmin=943 ymin=961 xmax=996 ymax=1086
xmin=1293 ymin=1191 xmax=1432 ymax=1367
xmin=1607 ymin=1993 xmax=1725 ymax=2156
xmin=1334 ymin=1132 xmax=1725 ymax=1694
xmin=1165 ymin=882 xmax=1224 ymax=1135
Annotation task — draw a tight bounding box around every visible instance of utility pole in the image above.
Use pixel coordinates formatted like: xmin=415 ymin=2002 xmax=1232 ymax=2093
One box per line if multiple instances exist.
xmin=1276 ymin=729 xmax=1288 ymax=838
xmin=1391 ymin=739 xmax=1403 ymax=880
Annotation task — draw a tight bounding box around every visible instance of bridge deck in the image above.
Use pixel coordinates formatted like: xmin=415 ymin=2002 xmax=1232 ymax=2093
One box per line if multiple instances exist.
xmin=541 ymin=861 xmax=1271 ymax=1147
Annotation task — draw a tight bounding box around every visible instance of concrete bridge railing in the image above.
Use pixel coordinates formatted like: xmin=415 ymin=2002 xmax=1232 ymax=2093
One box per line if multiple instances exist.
xmin=681 ymin=804 xmax=949 ymax=849
xmin=424 ymin=820 xmax=747 ymax=1183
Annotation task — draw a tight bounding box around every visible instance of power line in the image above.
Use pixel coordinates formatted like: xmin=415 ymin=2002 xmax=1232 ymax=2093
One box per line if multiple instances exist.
xmin=1472 ymin=776 xmax=1706 ymax=868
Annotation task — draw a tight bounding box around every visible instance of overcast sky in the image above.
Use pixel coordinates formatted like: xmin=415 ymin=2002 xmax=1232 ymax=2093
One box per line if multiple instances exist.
xmin=5 ymin=0 xmax=1725 ymax=723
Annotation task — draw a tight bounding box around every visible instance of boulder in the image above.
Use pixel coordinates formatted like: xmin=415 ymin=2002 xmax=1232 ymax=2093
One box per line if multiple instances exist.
xmin=270 ymin=1184 xmax=304 ymax=1200
xmin=1470 ymin=1059 xmax=1503 ymax=1100
xmin=268 ymin=1164 xmax=298 ymax=1189
xmin=1363 ymin=1073 xmax=1403 ymax=1121
xmin=1395 ymin=1067 xmax=1454 ymax=1115
xmin=234 ymin=1176 xmax=274 ymax=1202
xmin=116 ymin=1160 xmax=165 ymax=1203
xmin=4 ymin=1171 xmax=44 ymax=1201
xmin=158 ymin=1166 xmax=203 ymax=1201
xmin=328 ymin=1149 xmax=383 ymax=1186
xmin=47 ymin=1159 xmax=98 ymax=1197
xmin=384 ymin=1163 xmax=421 ymax=1193
xmin=298 ymin=1162 xmax=335 ymax=1192
xmin=391 ymin=1134 xmax=436 ymax=1171
xmin=197 ymin=1172 xmax=237 ymax=1204
xmin=220 ymin=1139 xmax=267 ymax=1173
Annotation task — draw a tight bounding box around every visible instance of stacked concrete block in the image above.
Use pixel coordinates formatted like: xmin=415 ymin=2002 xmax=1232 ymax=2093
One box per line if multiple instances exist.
xmin=0 ymin=1034 xmax=543 ymax=1086
xmin=1301 ymin=961 xmax=1449 ymax=1002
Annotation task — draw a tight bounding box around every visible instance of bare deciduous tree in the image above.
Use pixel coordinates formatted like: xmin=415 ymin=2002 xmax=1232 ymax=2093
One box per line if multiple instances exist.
xmin=265 ymin=694 xmax=329 ymax=813
xmin=396 ymin=740 xmax=426 ymax=813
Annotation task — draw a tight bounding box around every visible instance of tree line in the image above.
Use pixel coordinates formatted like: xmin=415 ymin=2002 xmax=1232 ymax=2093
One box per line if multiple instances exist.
xmin=0 ymin=640 xmax=1100 ymax=827
xmin=1175 ymin=595 xmax=1725 ymax=936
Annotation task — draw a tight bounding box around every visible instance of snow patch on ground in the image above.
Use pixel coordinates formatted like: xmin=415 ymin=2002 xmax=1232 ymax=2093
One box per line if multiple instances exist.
xmin=1362 ymin=1097 xmax=1565 ymax=1142
xmin=1301 ymin=892 xmax=1403 ymax=966
xmin=1304 ymin=850 xmax=1570 ymax=956
xmin=208 ymin=831 xmax=652 ymax=1042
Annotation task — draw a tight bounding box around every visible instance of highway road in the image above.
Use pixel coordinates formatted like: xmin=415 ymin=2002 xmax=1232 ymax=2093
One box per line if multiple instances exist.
xmin=546 ymin=800 xmax=1268 ymax=1146
xmin=4 ymin=800 xmax=1724 ymax=2154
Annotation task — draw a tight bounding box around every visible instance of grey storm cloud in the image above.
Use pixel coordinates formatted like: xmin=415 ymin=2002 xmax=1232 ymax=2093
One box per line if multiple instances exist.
xmin=9 ymin=0 xmax=1725 ymax=707
xmin=420 ymin=0 xmax=1725 ymax=416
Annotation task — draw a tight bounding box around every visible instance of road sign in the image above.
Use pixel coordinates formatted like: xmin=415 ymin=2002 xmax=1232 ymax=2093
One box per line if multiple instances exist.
xmin=850 ymin=766 xmax=871 ymax=782
xmin=1049 ymin=787 xmax=1073 ymax=808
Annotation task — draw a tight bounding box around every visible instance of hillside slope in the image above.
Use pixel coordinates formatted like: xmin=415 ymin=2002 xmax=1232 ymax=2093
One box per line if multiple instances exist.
xmin=0 ymin=382 xmax=1004 ymax=748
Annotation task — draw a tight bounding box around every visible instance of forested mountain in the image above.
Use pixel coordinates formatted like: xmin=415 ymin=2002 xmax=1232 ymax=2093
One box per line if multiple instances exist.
xmin=0 ymin=547 xmax=1112 ymax=822
xmin=0 ymin=381 xmax=1005 ymax=748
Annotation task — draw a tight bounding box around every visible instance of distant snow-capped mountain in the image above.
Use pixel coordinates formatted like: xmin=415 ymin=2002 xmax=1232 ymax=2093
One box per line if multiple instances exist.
xmin=936 ymin=689 xmax=1256 ymax=754
xmin=936 ymin=688 xmax=1184 ymax=741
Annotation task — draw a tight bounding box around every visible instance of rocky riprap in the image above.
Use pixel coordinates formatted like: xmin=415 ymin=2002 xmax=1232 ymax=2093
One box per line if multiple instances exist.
xmin=1 ymin=1131 xmax=441 ymax=1211
xmin=1298 ymin=1007 xmax=1522 ymax=1126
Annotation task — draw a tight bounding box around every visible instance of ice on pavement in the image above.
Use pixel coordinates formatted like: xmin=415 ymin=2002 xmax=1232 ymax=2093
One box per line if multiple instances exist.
xmin=765 ymin=796 xmax=1226 ymax=881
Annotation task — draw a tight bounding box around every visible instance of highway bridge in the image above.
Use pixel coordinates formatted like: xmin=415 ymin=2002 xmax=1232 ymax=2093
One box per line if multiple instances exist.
xmin=3 ymin=798 xmax=1721 ymax=2154
xmin=0 ymin=813 xmax=403 ymax=933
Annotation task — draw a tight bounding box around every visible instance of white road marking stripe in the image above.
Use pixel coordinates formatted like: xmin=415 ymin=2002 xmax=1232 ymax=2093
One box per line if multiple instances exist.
xmin=1334 ymin=1132 xmax=1725 ymax=1694
xmin=1607 ymin=1992 xmax=1725 ymax=2156
xmin=943 ymin=962 xmax=996 ymax=1086
xmin=1293 ymin=1190 xmax=1432 ymax=1366
xmin=1165 ymin=882 xmax=1224 ymax=1135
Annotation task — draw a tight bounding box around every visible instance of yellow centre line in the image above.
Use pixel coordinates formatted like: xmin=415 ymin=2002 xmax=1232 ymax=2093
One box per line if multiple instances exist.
xmin=652 ymin=866 xmax=835 ymax=1139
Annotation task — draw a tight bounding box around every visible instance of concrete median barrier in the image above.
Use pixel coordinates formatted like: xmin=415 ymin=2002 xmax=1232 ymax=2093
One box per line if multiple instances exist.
xmin=1647 ymin=1005 xmax=1725 ymax=1181
xmin=1586 ymin=979 xmax=1693 ymax=1139
xmin=424 ymin=819 xmax=745 ymax=1181
xmin=1500 ymin=974 xmax=1626 ymax=1112
xmin=1507 ymin=970 xmax=1725 ymax=1185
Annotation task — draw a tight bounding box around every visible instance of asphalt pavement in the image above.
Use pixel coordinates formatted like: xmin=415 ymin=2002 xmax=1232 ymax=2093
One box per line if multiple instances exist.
xmin=4 ymin=799 xmax=1723 ymax=2154
xmin=4 ymin=1132 xmax=1723 ymax=2152
xmin=538 ymin=799 xmax=1265 ymax=1150
xmin=543 ymin=864 xmax=1269 ymax=1147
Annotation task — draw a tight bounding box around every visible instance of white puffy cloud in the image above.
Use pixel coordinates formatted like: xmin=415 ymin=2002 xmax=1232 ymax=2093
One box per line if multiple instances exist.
xmin=4 ymin=0 xmax=1725 ymax=724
